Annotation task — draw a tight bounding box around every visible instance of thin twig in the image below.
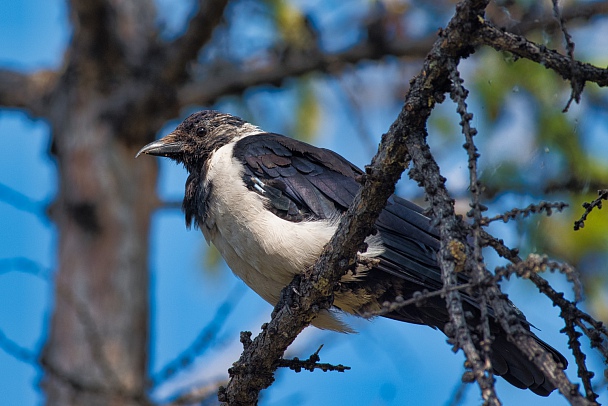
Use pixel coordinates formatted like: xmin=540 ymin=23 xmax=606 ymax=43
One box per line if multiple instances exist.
xmin=448 ymin=59 xmax=498 ymax=404
xmin=361 ymin=283 xmax=473 ymax=318
xmin=495 ymin=254 xmax=601 ymax=402
xmin=0 ymin=183 xmax=47 ymax=219
xmin=551 ymin=0 xmax=584 ymax=112
xmin=480 ymin=201 xmax=569 ymax=226
xmin=150 ymin=283 xmax=245 ymax=387
xmin=0 ymin=328 xmax=37 ymax=364
xmin=563 ymin=313 xmax=598 ymax=403
xmin=574 ymin=189 xmax=608 ymax=230
xmin=277 ymin=345 xmax=350 ymax=373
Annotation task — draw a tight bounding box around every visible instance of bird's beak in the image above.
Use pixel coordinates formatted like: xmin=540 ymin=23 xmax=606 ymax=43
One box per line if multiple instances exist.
xmin=136 ymin=133 xmax=184 ymax=158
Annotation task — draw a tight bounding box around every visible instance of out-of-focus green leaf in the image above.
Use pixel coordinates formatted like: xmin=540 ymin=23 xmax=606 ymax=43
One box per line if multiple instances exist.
xmin=479 ymin=161 xmax=527 ymax=197
xmin=294 ymin=78 xmax=320 ymax=143
xmin=472 ymin=47 xmax=608 ymax=195
xmin=525 ymin=196 xmax=608 ymax=322
xmin=531 ymin=195 xmax=608 ymax=265
xmin=201 ymin=243 xmax=224 ymax=277
xmin=266 ymin=0 xmax=315 ymax=50
xmin=585 ymin=275 xmax=608 ymax=323
xmin=429 ymin=114 xmax=456 ymax=140
xmin=473 ymin=49 xmax=569 ymax=122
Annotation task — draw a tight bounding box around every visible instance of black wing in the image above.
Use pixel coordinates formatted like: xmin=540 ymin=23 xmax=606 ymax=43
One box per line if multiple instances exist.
xmin=232 ymin=133 xmax=568 ymax=396
xmin=232 ymin=133 xmax=446 ymax=290
xmin=234 ymin=133 xmax=361 ymax=221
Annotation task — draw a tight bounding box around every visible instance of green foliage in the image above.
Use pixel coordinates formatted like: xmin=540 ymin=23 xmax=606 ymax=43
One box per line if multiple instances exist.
xmin=293 ymin=78 xmax=320 ymax=143
xmin=479 ymin=162 xmax=528 ymax=195
xmin=429 ymin=112 xmax=458 ymax=141
xmin=201 ymin=243 xmax=224 ymax=277
xmin=266 ymin=0 xmax=315 ymax=50
xmin=474 ymin=49 xmax=568 ymax=122
xmin=474 ymin=48 xmax=608 ymax=189
xmin=530 ymin=195 xmax=608 ymax=322
xmin=469 ymin=48 xmax=608 ymax=316
xmin=533 ymin=195 xmax=608 ymax=266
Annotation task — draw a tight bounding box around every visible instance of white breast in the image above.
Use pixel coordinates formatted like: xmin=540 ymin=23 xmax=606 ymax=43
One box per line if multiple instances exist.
xmin=200 ymin=141 xmax=383 ymax=331
xmin=201 ymin=143 xmax=336 ymax=294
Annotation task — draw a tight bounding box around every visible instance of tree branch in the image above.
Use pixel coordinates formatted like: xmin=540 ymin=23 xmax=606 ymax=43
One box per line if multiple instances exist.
xmin=0 ymin=257 xmax=52 ymax=279
xmin=150 ymin=284 xmax=245 ymax=387
xmin=508 ymin=1 xmax=608 ymax=35
xmin=449 ymin=58 xmax=499 ymax=402
xmin=277 ymin=345 xmax=350 ymax=373
xmin=574 ymin=189 xmax=608 ymax=231
xmin=161 ymin=0 xmax=230 ymax=83
xmin=395 ymin=3 xmax=594 ymax=404
xmin=177 ymin=34 xmax=436 ymax=106
xmin=478 ymin=21 xmax=608 ymax=87
xmin=492 ymin=256 xmax=601 ymax=404
xmin=220 ymin=1 xmax=510 ymax=404
xmin=0 ymin=69 xmax=57 ymax=115
xmin=484 ymin=235 xmax=603 ymax=405
xmin=177 ymin=1 xmax=608 ymax=110
xmin=480 ymin=201 xmax=569 ymax=226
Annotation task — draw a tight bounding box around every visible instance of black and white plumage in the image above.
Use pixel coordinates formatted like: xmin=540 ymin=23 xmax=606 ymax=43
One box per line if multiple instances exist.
xmin=137 ymin=110 xmax=567 ymax=396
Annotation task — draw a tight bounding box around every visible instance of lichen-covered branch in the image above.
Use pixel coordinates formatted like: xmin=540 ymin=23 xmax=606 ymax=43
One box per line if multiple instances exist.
xmin=448 ymin=58 xmax=499 ymax=402
xmin=220 ymin=1 xmax=504 ymax=404
xmin=481 ymin=201 xmax=569 ymax=226
xmin=478 ymin=21 xmax=608 ymax=87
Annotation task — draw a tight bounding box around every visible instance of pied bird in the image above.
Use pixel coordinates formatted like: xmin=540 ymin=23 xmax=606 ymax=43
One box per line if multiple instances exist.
xmin=137 ymin=110 xmax=567 ymax=396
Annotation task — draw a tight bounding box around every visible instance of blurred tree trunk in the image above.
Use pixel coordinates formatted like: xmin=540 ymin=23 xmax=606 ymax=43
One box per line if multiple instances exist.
xmin=38 ymin=1 xmax=160 ymax=404
xmin=40 ymin=99 xmax=157 ymax=405
xmin=27 ymin=1 xmax=229 ymax=403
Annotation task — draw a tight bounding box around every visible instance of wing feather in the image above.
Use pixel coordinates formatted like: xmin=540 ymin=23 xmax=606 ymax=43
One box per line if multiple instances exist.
xmin=232 ymin=134 xmax=444 ymax=291
xmin=231 ymin=133 xmax=568 ymax=394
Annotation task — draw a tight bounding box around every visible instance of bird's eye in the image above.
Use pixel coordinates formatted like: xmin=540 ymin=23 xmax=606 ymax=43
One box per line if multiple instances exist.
xmin=197 ymin=127 xmax=208 ymax=137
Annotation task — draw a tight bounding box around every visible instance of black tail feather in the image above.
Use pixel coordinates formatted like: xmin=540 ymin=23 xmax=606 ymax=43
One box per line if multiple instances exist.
xmin=490 ymin=333 xmax=567 ymax=396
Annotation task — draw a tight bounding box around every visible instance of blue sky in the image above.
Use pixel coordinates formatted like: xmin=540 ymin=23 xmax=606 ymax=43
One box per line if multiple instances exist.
xmin=1 ymin=1 xmax=606 ymax=405
xmin=1 ymin=2 xmax=66 ymax=406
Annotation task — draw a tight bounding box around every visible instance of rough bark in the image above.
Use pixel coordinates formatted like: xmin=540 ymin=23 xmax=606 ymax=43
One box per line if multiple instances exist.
xmin=220 ymin=0 xmax=607 ymax=404
xmin=38 ymin=0 xmax=158 ymax=403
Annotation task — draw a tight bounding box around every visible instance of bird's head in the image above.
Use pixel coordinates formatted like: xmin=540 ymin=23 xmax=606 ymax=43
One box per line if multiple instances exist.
xmin=136 ymin=110 xmax=259 ymax=171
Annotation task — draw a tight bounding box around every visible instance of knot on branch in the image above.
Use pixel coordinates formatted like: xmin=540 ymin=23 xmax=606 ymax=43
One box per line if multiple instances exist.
xmin=447 ymin=239 xmax=467 ymax=272
xmin=240 ymin=331 xmax=252 ymax=350
xmin=277 ymin=345 xmax=351 ymax=374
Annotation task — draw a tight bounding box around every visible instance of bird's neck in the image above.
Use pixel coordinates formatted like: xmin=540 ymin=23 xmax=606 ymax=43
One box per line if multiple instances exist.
xmin=183 ymin=166 xmax=209 ymax=230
